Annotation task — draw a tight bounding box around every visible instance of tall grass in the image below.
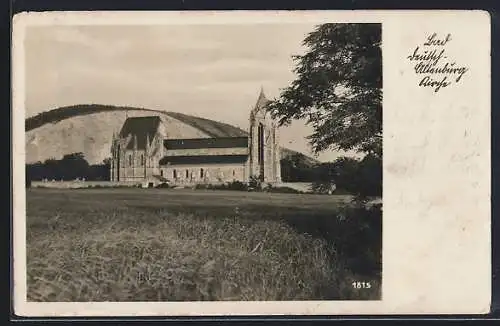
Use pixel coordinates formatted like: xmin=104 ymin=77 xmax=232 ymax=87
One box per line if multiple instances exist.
xmin=26 ymin=189 xmax=381 ymax=301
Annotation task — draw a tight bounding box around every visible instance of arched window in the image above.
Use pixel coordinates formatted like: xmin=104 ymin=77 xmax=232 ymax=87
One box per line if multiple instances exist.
xmin=128 ymin=154 xmax=132 ymax=167
xmin=200 ymin=168 xmax=204 ymax=178
xmin=233 ymin=170 xmax=235 ymax=176
xmin=186 ymin=169 xmax=189 ymax=179
xmin=173 ymin=169 xmax=177 ymax=179
xmin=160 ymin=170 xmax=163 ymax=177
xmin=117 ymin=144 xmax=121 ymax=167
xmin=140 ymin=154 xmax=144 ymax=166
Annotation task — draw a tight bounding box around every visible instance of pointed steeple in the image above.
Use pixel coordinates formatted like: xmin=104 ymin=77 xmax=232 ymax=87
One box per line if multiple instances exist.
xmin=255 ymin=86 xmax=269 ymax=110
xmin=251 ymin=87 xmax=270 ymax=123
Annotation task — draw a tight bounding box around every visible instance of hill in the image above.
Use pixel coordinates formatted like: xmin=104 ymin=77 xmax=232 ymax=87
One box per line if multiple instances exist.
xmin=25 ymin=104 xmax=319 ymax=166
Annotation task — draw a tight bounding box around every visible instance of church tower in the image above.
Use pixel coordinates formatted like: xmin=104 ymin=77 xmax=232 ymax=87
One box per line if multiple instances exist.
xmin=248 ymin=87 xmax=281 ymax=183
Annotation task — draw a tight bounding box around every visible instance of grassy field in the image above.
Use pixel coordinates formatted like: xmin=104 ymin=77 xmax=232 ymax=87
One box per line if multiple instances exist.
xmin=26 ymin=188 xmax=382 ymax=302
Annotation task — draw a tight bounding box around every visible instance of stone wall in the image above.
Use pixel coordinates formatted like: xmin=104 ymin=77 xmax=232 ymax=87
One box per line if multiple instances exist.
xmin=160 ymin=163 xmax=246 ymax=185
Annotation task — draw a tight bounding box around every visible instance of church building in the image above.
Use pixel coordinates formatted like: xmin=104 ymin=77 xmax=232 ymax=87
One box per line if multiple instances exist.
xmin=110 ymin=89 xmax=281 ymax=187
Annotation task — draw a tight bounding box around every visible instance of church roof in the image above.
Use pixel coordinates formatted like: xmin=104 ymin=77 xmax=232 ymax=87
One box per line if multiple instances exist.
xmin=159 ymin=154 xmax=248 ymax=165
xmin=119 ymin=116 xmax=160 ymax=150
xmin=164 ymin=137 xmax=248 ymax=150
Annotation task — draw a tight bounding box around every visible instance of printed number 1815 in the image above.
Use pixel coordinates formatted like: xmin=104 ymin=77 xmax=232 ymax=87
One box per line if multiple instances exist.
xmin=352 ymin=281 xmax=372 ymax=289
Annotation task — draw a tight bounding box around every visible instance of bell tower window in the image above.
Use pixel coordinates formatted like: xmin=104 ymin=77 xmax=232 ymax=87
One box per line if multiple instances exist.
xmin=258 ymin=123 xmax=264 ymax=164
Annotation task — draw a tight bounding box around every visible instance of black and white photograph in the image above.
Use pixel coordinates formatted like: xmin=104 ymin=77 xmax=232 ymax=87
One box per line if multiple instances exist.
xmin=23 ymin=21 xmax=382 ymax=302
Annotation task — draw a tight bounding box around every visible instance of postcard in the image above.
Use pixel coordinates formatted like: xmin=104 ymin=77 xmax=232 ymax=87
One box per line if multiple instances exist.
xmin=12 ymin=10 xmax=491 ymax=316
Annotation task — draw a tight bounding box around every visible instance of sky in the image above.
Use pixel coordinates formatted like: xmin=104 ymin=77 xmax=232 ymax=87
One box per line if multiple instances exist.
xmin=24 ymin=24 xmax=347 ymax=162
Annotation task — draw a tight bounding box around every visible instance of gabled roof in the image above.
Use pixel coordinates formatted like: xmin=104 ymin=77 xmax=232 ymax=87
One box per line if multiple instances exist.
xmin=159 ymin=154 xmax=248 ymax=166
xmin=164 ymin=137 xmax=248 ymax=150
xmin=119 ymin=116 xmax=161 ymax=150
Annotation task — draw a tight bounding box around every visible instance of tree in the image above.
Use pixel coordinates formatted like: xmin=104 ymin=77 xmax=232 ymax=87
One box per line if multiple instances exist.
xmin=280 ymin=153 xmax=317 ymax=182
xmin=312 ymin=155 xmax=382 ymax=198
xmin=267 ymin=23 xmax=382 ymax=158
xmin=88 ymin=158 xmax=111 ymax=181
xmin=267 ymin=24 xmax=382 ymax=199
xmin=60 ymin=152 xmax=90 ymax=180
xmin=312 ymin=157 xmax=359 ymax=194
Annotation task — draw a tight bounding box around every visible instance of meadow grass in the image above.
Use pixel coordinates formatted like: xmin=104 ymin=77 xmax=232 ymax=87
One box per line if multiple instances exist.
xmin=26 ymin=188 xmax=381 ymax=301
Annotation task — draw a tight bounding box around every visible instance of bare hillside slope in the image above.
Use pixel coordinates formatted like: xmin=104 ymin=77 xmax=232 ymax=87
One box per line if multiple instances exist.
xmin=26 ymin=104 xmax=318 ymax=166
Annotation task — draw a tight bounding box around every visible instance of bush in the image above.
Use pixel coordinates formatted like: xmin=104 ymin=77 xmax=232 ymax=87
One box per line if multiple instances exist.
xmin=225 ymin=180 xmax=247 ymax=191
xmin=263 ymin=184 xmax=302 ymax=194
xmin=156 ymin=182 xmax=171 ymax=189
xmin=248 ymin=175 xmax=262 ymax=190
xmin=26 ymin=153 xmax=111 ymax=182
xmin=194 ymin=184 xmax=210 ymax=190
xmin=312 ymin=154 xmax=382 ymax=200
xmin=274 ymin=187 xmax=302 ymax=194
xmin=194 ymin=181 xmax=305 ymax=194
xmin=195 ymin=181 xmax=305 ymax=194
xmin=284 ymin=204 xmax=382 ymax=277
xmin=195 ymin=181 xmax=249 ymax=192
xmin=280 ymin=153 xmax=318 ymax=182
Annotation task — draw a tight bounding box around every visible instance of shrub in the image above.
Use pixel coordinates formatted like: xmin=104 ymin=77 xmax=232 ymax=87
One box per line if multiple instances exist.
xmin=195 ymin=181 xmax=304 ymax=194
xmin=312 ymin=154 xmax=382 ymax=200
xmin=225 ymin=180 xmax=247 ymax=191
xmin=195 ymin=181 xmax=249 ymax=192
xmin=248 ymin=175 xmax=262 ymax=190
xmin=156 ymin=182 xmax=170 ymax=189
xmin=284 ymin=204 xmax=382 ymax=277
xmin=264 ymin=184 xmax=302 ymax=194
